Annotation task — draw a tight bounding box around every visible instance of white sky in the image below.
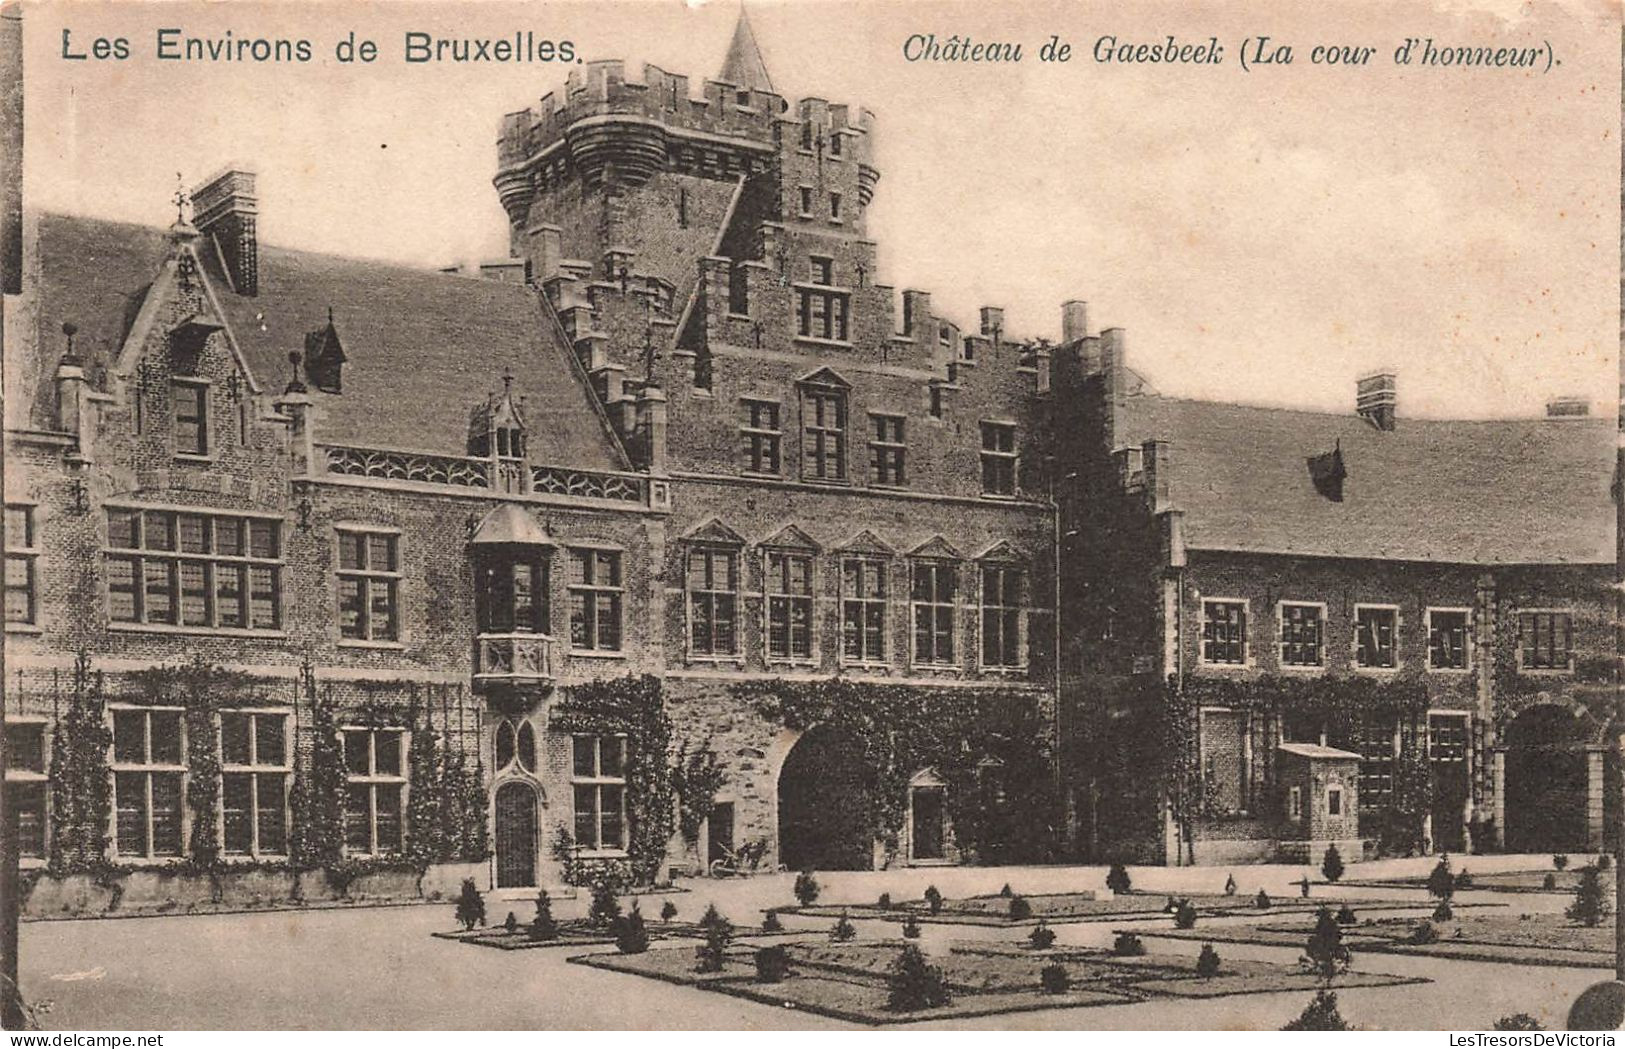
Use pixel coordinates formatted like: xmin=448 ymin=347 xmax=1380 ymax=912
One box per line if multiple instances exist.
xmin=19 ymin=0 xmax=1622 ymax=419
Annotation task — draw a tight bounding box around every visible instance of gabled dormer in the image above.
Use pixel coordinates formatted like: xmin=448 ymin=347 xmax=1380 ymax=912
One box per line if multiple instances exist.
xmin=469 ymin=374 xmax=530 ymax=492
xmin=304 ymin=308 xmax=346 ymax=394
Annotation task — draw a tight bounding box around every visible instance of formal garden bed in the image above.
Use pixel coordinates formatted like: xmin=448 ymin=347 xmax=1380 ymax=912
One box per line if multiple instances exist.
xmin=777 ymin=889 xmax=1456 ymax=928
xmin=1343 ymin=870 xmax=1603 ymax=895
xmin=1139 ymin=911 xmax=1614 ymax=969
xmin=569 ymin=937 xmax=1424 ymax=1026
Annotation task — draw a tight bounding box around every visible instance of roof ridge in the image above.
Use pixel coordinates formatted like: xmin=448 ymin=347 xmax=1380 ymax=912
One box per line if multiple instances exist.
xmin=1129 ymin=390 xmax=1606 ymax=427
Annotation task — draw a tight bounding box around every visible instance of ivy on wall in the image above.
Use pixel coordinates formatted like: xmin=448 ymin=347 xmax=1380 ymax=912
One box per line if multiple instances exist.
xmin=731 ymin=678 xmax=1060 ymax=865
xmin=290 ymin=666 xmax=346 ymax=871
xmin=551 ymin=675 xmax=673 ymax=884
xmin=46 ymin=655 xmax=113 ymax=875
xmin=671 ymin=740 xmax=726 ymax=844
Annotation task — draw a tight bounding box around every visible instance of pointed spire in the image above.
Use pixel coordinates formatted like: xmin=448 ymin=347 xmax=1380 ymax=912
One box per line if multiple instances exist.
xmin=718 ymin=4 xmax=774 ymax=94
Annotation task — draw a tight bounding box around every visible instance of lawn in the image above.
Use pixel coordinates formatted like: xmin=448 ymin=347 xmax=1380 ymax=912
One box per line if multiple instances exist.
xmin=1139 ymin=910 xmax=1616 ymax=969
xmin=1345 ymin=869 xmax=1610 ymax=894
xmin=780 ymin=889 xmax=1463 ymax=927
xmin=439 ymin=918 xmax=802 ymax=951
xmin=570 ymin=936 xmax=1424 ymax=1025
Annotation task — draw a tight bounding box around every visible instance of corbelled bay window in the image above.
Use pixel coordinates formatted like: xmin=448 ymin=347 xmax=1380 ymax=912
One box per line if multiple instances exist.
xmin=106 ymin=508 xmax=281 ymax=630
xmin=687 ymin=545 xmax=739 ymax=657
xmin=572 ymin=734 xmax=627 ymax=851
xmin=343 ymin=727 xmax=405 ymax=855
xmin=221 ymin=710 xmax=290 ymax=858
xmin=112 ymin=707 xmax=185 ymax=859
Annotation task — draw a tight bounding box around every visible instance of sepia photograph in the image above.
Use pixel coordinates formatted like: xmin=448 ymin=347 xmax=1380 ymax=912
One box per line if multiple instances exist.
xmin=0 ymin=0 xmax=1621 ymax=1034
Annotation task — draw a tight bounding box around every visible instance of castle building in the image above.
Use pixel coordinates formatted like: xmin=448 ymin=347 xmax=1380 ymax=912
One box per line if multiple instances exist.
xmin=1 ymin=13 xmax=1060 ymax=906
xmin=1052 ymin=338 xmax=1617 ymax=866
xmin=0 ymin=13 xmax=1614 ymax=909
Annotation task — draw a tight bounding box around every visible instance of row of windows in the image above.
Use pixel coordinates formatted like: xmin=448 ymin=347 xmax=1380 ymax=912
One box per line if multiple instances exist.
xmin=1200 ymin=600 xmax=1574 ymax=673
xmin=739 ymin=393 xmax=1019 ymax=495
xmin=686 ymin=545 xmax=1026 ymax=669
xmin=4 ymin=715 xmax=632 ymax=859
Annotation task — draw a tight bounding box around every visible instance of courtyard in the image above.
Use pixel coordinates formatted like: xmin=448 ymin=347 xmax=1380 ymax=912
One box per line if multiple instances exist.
xmin=15 ymin=854 xmax=1610 ymax=1030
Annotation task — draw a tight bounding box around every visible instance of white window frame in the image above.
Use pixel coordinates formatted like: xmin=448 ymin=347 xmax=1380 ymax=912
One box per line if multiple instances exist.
xmin=909 ymin=559 xmax=959 ymax=669
xmin=334 ymin=526 xmax=403 ymax=645
xmin=840 ymin=556 xmax=890 ymax=667
xmin=1516 ymin=607 xmax=1575 ymax=675
xmin=685 ymin=543 xmax=742 ymax=661
xmin=108 ymin=704 xmax=188 ymax=861
xmin=1352 ymin=603 xmax=1401 ymax=672
xmin=571 ymin=733 xmax=629 ymax=855
xmin=219 ymin=708 xmax=293 ymax=861
xmin=763 ymin=547 xmax=816 ymax=666
xmin=1326 ymin=785 xmax=1344 ymax=817
xmin=5 ymin=716 xmax=50 ymax=865
xmin=978 ymin=562 xmax=1026 ymax=671
xmin=1276 ymin=600 xmax=1326 ymax=671
xmin=340 ymin=726 xmax=409 ymax=857
xmin=1425 ymin=607 xmax=1472 ymax=673
xmin=1426 ymin=709 xmax=1471 ymax=766
xmin=4 ymin=503 xmax=39 ymax=629
xmin=567 ymin=545 xmax=625 ymax=655
xmin=1199 ymin=597 xmax=1249 ymax=668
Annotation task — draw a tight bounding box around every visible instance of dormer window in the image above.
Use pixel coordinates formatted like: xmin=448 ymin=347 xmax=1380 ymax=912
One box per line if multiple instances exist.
xmin=304 ymin=310 xmax=346 ymax=394
xmin=495 ymin=425 xmax=525 ymax=461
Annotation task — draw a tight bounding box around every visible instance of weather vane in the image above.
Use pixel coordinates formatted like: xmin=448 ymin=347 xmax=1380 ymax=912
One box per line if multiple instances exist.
xmin=172 ymin=173 xmax=188 ymax=224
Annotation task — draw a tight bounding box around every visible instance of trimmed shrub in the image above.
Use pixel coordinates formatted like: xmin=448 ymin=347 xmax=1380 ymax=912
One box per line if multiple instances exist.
xmin=902 ymin=913 xmax=922 ymax=939
xmin=1040 ymin=962 xmax=1070 ymax=994
xmin=1223 ymin=872 xmax=1237 ymax=896
xmin=1029 ymin=921 xmax=1056 ymax=949
xmin=1106 ymin=863 xmax=1132 ymax=894
xmin=1432 ymin=900 xmax=1454 ymax=923
xmin=588 ymin=880 xmax=622 ymax=928
xmin=528 ymin=889 xmax=559 ymax=941
xmin=754 ymin=944 xmax=791 ymax=983
xmin=454 ymin=879 xmax=486 ymax=931
xmin=700 ymin=903 xmax=730 ymax=933
xmin=503 ymin=911 xmax=519 ymax=933
xmin=1543 ymin=873 xmax=1558 ymax=890
xmin=1335 ymin=903 xmax=1357 ymax=925
xmin=1255 ymin=889 xmax=1272 ymax=910
xmin=1554 ymin=854 xmax=1570 ymax=871
xmin=1303 ymin=907 xmax=1352 ymax=981
xmin=660 ymin=899 xmax=678 ymax=923
xmin=831 ymin=911 xmax=856 ymax=942
xmin=1298 ymin=876 xmax=1313 ymax=898
xmin=1283 ymin=989 xmax=1351 ymax=1031
xmin=614 ymin=903 xmax=650 ymax=954
xmin=924 ymin=884 xmax=944 ymax=914
xmin=1454 ymin=870 xmax=1474 ymax=890
xmin=1174 ymin=899 xmax=1198 ymax=929
xmin=794 ymin=870 xmax=820 ymax=906
xmin=1567 ymin=865 xmax=1611 ymax=927
xmin=999 ymin=883 xmax=1014 ymax=897
xmin=1408 ymin=921 xmax=1439 ymax=945
xmin=1196 ymin=943 xmax=1222 ymax=978
xmin=886 ymin=944 xmax=951 ymax=1012
xmin=695 ymin=923 xmax=731 ymax=973
xmin=1426 ymin=855 xmax=1455 ymax=901
xmin=1599 ymin=854 xmax=1613 ymax=872
xmin=1322 ymin=844 xmax=1345 ymax=884
xmin=761 ymin=911 xmax=785 ymax=933
xmin=1009 ymin=895 xmax=1033 ymax=920
xmin=877 ymin=892 xmax=893 ymax=910
xmin=1494 ymin=1014 xmax=1545 ymax=1031
xmin=1112 ymin=931 xmax=1146 ymax=957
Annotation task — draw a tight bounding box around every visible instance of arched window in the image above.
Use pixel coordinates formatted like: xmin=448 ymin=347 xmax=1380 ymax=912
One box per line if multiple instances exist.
xmin=496 ymin=718 xmax=537 ymax=774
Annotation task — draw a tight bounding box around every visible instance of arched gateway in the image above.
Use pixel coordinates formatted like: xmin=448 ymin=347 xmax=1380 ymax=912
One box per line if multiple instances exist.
xmin=777 ymin=724 xmax=875 ymax=870
xmin=493 ymin=780 xmax=539 ymax=888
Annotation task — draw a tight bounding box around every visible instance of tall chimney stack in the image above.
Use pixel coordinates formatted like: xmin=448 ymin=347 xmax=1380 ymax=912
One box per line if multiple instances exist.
xmin=191 ymin=168 xmax=259 ymax=296
xmin=1356 ymin=371 xmax=1396 ymax=431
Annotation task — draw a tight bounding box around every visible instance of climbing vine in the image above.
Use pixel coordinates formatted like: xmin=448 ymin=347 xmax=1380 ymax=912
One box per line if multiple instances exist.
xmin=405 ymin=709 xmax=445 ymax=867
xmin=731 ymin=678 xmax=1060 ymax=864
xmin=551 ymin=675 xmax=673 ymax=884
xmin=47 ymin=654 xmax=113 ymax=874
xmin=290 ymin=668 xmax=346 ymax=871
xmin=671 ymin=740 xmax=727 ymax=844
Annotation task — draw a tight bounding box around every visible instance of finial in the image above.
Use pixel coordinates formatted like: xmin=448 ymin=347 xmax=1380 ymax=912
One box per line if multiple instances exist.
xmin=60 ymin=321 xmax=81 ymax=365
xmin=327 ymin=305 xmax=335 ymax=326
xmin=285 ymin=351 xmax=307 ymax=395
xmin=172 ymin=172 xmax=188 ymax=224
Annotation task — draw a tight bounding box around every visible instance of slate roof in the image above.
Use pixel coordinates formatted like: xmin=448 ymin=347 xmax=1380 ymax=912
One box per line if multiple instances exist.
xmin=1119 ymin=394 xmax=1615 ymax=565
xmin=17 ymin=212 xmax=625 ymax=469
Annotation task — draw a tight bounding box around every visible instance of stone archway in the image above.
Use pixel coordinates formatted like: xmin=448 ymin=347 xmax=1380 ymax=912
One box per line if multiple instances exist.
xmin=1503 ymin=704 xmax=1590 ymax=853
xmin=777 ymin=723 xmax=875 ymax=871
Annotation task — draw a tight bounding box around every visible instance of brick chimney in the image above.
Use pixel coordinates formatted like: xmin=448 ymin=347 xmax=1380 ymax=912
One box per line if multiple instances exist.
xmin=1356 ymin=371 xmax=1396 ymax=431
xmin=191 ymin=168 xmax=259 ymax=296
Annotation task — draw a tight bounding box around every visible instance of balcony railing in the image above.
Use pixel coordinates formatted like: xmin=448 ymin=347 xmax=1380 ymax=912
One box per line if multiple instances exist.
xmin=474 ymin=633 xmax=559 ymax=687
xmin=317 ymin=445 xmax=668 ymax=509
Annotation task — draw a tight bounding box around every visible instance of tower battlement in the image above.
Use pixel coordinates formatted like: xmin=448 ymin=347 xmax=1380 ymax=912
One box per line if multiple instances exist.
xmin=494 ymin=58 xmax=878 ymax=226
